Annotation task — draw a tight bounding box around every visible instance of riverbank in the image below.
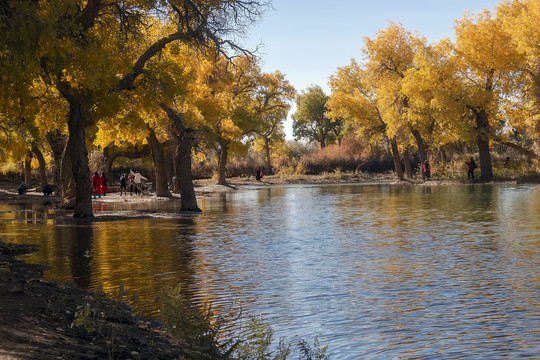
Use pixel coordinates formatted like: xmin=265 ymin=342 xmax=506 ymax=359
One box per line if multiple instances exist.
xmin=0 ymin=240 xmax=187 ymax=359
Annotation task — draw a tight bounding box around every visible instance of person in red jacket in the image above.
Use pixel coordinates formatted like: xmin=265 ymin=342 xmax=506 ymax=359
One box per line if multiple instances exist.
xmin=423 ymin=160 xmax=431 ymax=180
xmin=92 ymin=171 xmax=102 ymax=199
xmin=100 ymin=171 xmax=108 ymax=196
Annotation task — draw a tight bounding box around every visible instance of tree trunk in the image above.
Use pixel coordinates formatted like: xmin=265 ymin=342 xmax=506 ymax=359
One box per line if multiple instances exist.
xmin=46 ymin=130 xmax=67 ymax=187
xmin=147 ymin=128 xmax=171 ymax=197
xmin=102 ymin=147 xmax=111 ymax=175
xmin=58 ymin=82 xmax=93 ymax=218
xmin=390 ymin=138 xmax=404 ymax=180
xmin=160 ymin=102 xmax=200 ymax=212
xmin=475 ymin=109 xmax=494 ymax=181
xmin=31 ymin=145 xmax=48 ymax=187
xmin=104 ymin=146 xmax=150 ymax=177
xmin=176 ymin=130 xmax=201 ymax=212
xmin=494 ymin=137 xmax=540 ymax=160
xmin=411 ymin=128 xmax=427 ymax=179
xmin=165 ymin=148 xmax=176 ymax=192
xmin=439 ymin=146 xmax=448 ymax=164
xmin=319 ymin=134 xmax=326 ymax=149
xmin=217 ymin=138 xmax=228 ymax=185
xmin=411 ymin=128 xmax=427 ymax=163
xmin=24 ymin=155 xmax=32 ymax=185
xmin=403 ymin=148 xmax=413 ymax=179
xmin=60 ymin=140 xmax=75 ymax=205
xmin=264 ymin=137 xmax=272 ymax=172
xmin=165 ymin=146 xmax=178 ymax=192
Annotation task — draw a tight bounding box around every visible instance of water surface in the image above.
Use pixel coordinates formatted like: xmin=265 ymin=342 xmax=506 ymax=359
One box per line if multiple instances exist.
xmin=1 ymin=183 xmax=539 ymax=358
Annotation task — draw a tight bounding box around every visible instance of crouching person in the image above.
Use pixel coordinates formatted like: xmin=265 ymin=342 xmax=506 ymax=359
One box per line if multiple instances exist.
xmin=42 ymin=183 xmax=53 ymax=196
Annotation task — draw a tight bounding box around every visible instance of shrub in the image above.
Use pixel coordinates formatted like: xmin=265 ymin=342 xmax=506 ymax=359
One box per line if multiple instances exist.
xmin=300 ymin=136 xmax=393 ymax=174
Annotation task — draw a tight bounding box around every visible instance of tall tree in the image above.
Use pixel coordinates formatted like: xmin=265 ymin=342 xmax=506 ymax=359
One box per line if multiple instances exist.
xmin=292 ymin=85 xmax=339 ymax=149
xmin=496 ymin=0 xmax=540 ymax=155
xmin=328 ymin=61 xmax=404 ymax=180
xmin=201 ymin=55 xmax=260 ymax=185
xmin=362 ymin=23 xmax=429 ymax=177
xmin=248 ymin=71 xmax=295 ymax=172
xmin=453 ymin=9 xmax=524 ymax=180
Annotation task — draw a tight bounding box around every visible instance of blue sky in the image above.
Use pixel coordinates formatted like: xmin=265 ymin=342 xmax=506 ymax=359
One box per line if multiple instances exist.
xmin=241 ymin=0 xmax=502 ymax=138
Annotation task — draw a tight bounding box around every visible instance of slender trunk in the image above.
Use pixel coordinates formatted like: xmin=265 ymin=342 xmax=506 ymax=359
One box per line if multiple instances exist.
xmin=176 ymin=130 xmax=200 ymax=212
xmin=60 ymin=140 xmax=75 ymax=204
xmin=147 ymin=128 xmax=171 ymax=197
xmin=390 ymin=138 xmax=404 ymax=180
xmin=46 ymin=130 xmax=67 ymax=187
xmin=31 ymin=145 xmax=48 ymax=187
xmin=439 ymin=146 xmax=448 ymax=164
xmin=403 ymin=148 xmax=413 ymax=179
xmin=264 ymin=137 xmax=272 ymax=172
xmin=475 ymin=109 xmax=493 ymax=181
xmin=102 ymin=147 xmax=111 ymax=176
xmin=24 ymin=155 xmax=32 ymax=185
xmin=217 ymin=138 xmax=228 ymax=185
xmin=411 ymin=128 xmax=427 ymax=163
xmin=165 ymin=146 xmax=178 ymax=192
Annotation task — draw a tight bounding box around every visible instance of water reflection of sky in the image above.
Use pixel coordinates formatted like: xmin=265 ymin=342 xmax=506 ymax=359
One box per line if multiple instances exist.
xmin=1 ymin=183 xmax=540 ymax=359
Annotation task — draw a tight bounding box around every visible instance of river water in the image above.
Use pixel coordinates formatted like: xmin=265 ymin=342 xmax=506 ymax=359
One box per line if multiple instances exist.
xmin=1 ymin=183 xmax=540 ymax=358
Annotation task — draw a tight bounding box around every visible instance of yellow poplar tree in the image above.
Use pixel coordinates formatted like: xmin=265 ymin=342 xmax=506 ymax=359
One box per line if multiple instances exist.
xmin=363 ymin=22 xmax=430 ymax=178
xmin=327 ymin=59 xmax=402 ymax=178
xmin=453 ymin=9 xmax=525 ymax=180
xmin=496 ymin=0 xmax=540 ymax=156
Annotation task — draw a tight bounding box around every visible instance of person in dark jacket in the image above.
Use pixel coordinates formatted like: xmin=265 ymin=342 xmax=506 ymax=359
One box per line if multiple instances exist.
xmin=120 ymin=174 xmax=127 ymax=196
xmin=42 ymin=183 xmax=53 ymax=196
xmin=100 ymin=172 xmax=108 ymax=196
xmin=18 ymin=182 xmax=28 ymax=195
xmin=466 ymin=157 xmax=478 ymax=181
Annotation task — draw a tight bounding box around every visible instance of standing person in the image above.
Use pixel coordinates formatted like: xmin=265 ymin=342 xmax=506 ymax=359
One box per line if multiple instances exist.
xmin=100 ymin=172 xmax=108 ymax=196
xmin=128 ymin=171 xmax=136 ymax=195
xmin=466 ymin=157 xmax=478 ymax=182
xmin=120 ymin=174 xmax=127 ymax=196
xmin=423 ymin=160 xmax=431 ymax=180
xmin=256 ymin=167 xmax=262 ymax=181
xmin=92 ymin=171 xmax=102 ymax=199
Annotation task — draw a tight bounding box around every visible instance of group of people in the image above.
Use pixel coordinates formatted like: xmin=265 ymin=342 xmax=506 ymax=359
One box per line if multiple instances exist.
xmin=92 ymin=171 xmax=108 ymax=198
xmin=422 ymin=157 xmax=478 ymax=181
xmin=119 ymin=172 xmax=143 ymax=196
xmin=92 ymin=170 xmax=148 ymax=198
